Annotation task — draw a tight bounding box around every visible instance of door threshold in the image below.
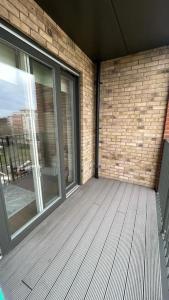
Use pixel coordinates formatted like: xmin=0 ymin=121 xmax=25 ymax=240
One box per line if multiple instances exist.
xmin=66 ymin=185 xmax=80 ymax=199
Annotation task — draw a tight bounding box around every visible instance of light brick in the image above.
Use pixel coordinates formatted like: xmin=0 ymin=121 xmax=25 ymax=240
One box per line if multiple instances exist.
xmin=0 ymin=4 xmax=9 ymax=19
xmin=29 ymin=12 xmax=45 ymax=30
xmin=39 ymin=29 xmax=53 ymax=43
xmin=30 ymin=30 xmax=46 ymax=46
xmin=1 ymin=0 xmax=19 ymax=17
xmin=2 ymin=0 xmax=168 ymax=189
xmin=100 ymin=51 xmax=169 ymax=189
xmin=46 ymin=42 xmax=59 ymax=56
xmin=9 ymin=0 xmax=28 ymax=16
xmin=9 ymin=13 xmax=21 ymax=28
xmin=20 ymin=12 xmax=38 ymax=32
xmin=0 ymin=0 xmax=95 ymax=184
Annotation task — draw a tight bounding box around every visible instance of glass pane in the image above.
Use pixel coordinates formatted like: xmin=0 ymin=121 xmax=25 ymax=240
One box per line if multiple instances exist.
xmin=0 ymin=42 xmax=16 ymax=67
xmin=0 ymin=41 xmax=39 ymax=235
xmin=61 ymin=75 xmax=75 ymax=188
xmin=30 ymin=59 xmax=60 ymax=207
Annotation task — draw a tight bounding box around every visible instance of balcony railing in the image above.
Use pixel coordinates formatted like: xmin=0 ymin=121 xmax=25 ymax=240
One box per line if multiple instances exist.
xmin=158 ymin=140 xmax=169 ymax=283
xmin=0 ymin=134 xmax=32 ymax=185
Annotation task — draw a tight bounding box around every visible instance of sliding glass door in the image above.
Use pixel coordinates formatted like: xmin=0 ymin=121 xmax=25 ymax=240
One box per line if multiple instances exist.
xmin=0 ymin=31 xmax=79 ymax=255
xmin=61 ymin=74 xmax=77 ymax=191
xmin=30 ymin=58 xmax=61 ymax=208
xmin=0 ymin=24 xmax=80 ymax=253
xmin=0 ymin=40 xmax=61 ymax=237
xmin=0 ymin=41 xmax=40 ymax=235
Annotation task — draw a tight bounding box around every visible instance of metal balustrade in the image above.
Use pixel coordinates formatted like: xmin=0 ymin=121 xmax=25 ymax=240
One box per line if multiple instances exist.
xmin=158 ymin=140 xmax=169 ymax=282
xmin=0 ymin=134 xmax=32 ymax=185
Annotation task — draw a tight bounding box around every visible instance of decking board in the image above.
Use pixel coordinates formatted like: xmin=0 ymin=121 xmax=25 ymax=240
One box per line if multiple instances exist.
xmin=1 ymin=179 xmax=104 ymax=289
xmin=123 ymin=187 xmax=148 ymax=300
xmin=45 ymin=181 xmax=126 ymax=300
xmin=103 ymin=185 xmax=140 ymax=300
xmin=85 ymin=185 xmax=139 ymax=300
xmin=24 ymin=180 xmax=114 ymax=290
xmin=0 ymin=181 xmax=87 ymax=274
xmin=25 ymin=181 xmax=119 ymax=299
xmin=0 ymin=178 xmax=163 ymax=300
xmin=143 ymin=189 xmax=163 ymax=300
xmin=0 ymin=180 xmax=85 ymax=266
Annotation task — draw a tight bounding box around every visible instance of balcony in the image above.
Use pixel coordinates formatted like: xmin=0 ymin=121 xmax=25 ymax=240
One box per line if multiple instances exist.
xmin=0 ymin=178 xmax=163 ymax=300
xmin=1 ymin=0 xmax=169 ymax=299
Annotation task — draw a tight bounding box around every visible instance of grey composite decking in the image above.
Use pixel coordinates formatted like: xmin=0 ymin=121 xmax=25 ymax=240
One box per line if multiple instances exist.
xmin=0 ymin=178 xmax=163 ymax=300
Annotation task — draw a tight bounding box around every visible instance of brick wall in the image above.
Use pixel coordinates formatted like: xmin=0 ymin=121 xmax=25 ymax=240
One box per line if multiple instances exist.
xmin=1 ymin=0 xmax=169 ymax=189
xmin=0 ymin=0 xmax=95 ymax=184
xmin=100 ymin=48 xmax=169 ymax=188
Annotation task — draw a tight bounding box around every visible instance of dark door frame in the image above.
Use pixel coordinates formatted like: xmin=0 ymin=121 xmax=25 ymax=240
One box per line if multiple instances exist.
xmin=61 ymin=69 xmax=81 ymax=193
xmin=0 ymin=21 xmax=80 ymax=256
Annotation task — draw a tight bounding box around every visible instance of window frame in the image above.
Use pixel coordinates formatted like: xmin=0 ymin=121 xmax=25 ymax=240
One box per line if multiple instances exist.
xmin=0 ymin=21 xmax=80 ymax=256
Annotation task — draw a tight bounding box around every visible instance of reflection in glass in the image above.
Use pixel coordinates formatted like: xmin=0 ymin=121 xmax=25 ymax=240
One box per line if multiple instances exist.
xmin=0 ymin=42 xmax=38 ymax=234
xmin=61 ymin=76 xmax=75 ymax=188
xmin=0 ymin=41 xmax=60 ymax=234
xmin=30 ymin=59 xmax=60 ymax=207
